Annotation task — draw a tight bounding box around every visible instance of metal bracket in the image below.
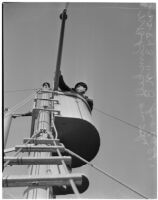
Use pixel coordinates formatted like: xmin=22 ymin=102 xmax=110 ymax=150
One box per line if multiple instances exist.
xmin=33 ymin=108 xmax=60 ymax=116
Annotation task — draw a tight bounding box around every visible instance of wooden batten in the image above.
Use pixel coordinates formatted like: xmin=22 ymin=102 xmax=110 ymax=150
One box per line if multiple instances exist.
xmin=4 ymin=156 xmax=71 ymax=166
xmin=3 ymin=174 xmax=83 ymax=187
xmin=15 ymin=145 xmax=65 ymax=152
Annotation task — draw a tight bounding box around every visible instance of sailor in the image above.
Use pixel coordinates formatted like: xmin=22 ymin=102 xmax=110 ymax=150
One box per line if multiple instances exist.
xmin=42 ymin=82 xmax=50 ymax=88
xmin=58 ymin=72 xmax=93 ymax=111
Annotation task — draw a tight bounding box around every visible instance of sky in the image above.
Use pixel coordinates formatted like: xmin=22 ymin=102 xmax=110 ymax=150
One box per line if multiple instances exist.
xmin=3 ymin=2 xmax=156 ymax=199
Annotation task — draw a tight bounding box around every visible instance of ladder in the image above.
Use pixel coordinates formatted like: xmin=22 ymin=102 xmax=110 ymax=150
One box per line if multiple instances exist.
xmin=3 ymin=86 xmax=86 ymax=198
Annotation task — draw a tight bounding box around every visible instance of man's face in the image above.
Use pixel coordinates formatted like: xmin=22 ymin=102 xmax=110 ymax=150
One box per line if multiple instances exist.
xmin=44 ymin=84 xmax=49 ymax=88
xmin=75 ymin=85 xmax=86 ymax=94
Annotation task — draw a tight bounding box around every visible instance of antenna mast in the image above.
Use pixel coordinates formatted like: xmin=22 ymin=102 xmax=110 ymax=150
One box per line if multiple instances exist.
xmin=54 ymin=5 xmax=68 ymax=90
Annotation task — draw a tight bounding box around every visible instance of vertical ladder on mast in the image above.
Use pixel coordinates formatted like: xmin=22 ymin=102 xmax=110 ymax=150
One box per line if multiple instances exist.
xmin=3 ymin=87 xmax=85 ymax=198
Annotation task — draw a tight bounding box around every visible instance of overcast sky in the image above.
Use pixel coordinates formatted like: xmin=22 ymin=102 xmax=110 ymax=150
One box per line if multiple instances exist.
xmin=3 ymin=2 xmax=156 ymax=199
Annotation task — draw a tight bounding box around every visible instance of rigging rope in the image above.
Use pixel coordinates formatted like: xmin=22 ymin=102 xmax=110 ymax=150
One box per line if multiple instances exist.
xmin=4 ymin=88 xmax=38 ymax=94
xmin=3 ymin=131 xmax=41 ymax=168
xmin=94 ymin=107 xmax=156 ymax=137
xmin=4 ymin=90 xmax=40 ymax=118
xmin=4 ymin=94 xmax=34 ymax=118
xmin=51 ymin=115 xmax=58 ymax=139
xmin=4 ymin=88 xmax=156 ymax=137
xmin=65 ymin=148 xmax=149 ymax=199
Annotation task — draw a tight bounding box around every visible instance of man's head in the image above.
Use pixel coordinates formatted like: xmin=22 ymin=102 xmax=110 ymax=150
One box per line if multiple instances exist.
xmin=74 ymin=82 xmax=88 ymax=95
xmin=42 ymin=82 xmax=50 ymax=88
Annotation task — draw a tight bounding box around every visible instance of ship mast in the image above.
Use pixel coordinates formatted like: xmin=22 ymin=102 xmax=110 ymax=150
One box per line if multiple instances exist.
xmin=26 ymin=7 xmax=69 ymax=198
xmin=3 ymin=4 xmax=100 ymax=199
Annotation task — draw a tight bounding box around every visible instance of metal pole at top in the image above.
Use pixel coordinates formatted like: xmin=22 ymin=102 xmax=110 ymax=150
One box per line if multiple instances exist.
xmin=54 ymin=8 xmax=68 ymax=91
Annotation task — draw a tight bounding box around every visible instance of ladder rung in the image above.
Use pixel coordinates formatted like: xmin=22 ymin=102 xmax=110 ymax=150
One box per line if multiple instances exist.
xmin=4 ymin=156 xmax=71 ymax=166
xmin=38 ymin=90 xmax=54 ymax=94
xmin=35 ymin=98 xmax=59 ymax=103
xmin=3 ymin=173 xmax=83 ymax=187
xmin=15 ymin=145 xmax=65 ymax=152
xmin=23 ymin=138 xmax=60 ymax=145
